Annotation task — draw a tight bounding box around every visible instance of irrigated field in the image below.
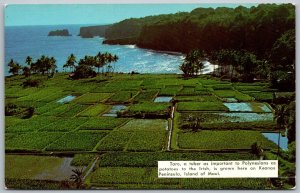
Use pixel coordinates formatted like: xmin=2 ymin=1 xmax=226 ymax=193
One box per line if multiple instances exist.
xmin=5 ymin=73 xmax=284 ymax=189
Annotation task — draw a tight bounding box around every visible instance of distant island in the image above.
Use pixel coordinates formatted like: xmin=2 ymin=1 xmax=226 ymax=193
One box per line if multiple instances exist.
xmin=48 ymin=29 xmax=71 ymax=36
xmin=79 ymin=25 xmax=111 ymax=38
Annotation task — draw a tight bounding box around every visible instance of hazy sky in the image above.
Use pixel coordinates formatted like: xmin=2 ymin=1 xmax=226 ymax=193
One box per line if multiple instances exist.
xmin=5 ymin=4 xmax=258 ymax=26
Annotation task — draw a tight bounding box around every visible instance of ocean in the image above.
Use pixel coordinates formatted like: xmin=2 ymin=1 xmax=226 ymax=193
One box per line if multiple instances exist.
xmin=5 ymin=25 xmax=215 ymax=76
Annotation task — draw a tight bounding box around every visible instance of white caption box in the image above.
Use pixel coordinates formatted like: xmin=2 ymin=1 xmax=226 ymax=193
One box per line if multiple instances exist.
xmin=158 ymin=160 xmax=278 ymax=178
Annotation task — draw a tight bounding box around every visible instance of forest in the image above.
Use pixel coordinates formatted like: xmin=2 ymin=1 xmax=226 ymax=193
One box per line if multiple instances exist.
xmin=103 ymin=3 xmax=295 ymax=91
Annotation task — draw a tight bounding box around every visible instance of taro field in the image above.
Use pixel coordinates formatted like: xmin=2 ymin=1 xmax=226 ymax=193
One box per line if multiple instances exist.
xmin=5 ymin=73 xmax=290 ymax=189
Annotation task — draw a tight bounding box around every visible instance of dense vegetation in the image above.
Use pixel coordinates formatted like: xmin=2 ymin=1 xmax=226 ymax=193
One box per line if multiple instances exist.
xmin=103 ymin=4 xmax=295 ymax=89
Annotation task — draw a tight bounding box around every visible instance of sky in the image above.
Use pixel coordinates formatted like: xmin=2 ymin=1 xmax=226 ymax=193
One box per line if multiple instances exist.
xmin=5 ymin=4 xmax=258 ymax=26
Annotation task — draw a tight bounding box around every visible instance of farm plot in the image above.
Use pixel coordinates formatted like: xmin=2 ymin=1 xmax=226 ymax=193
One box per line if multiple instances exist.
xmin=98 ymin=152 xmax=257 ymax=167
xmin=16 ymin=88 xmax=64 ymax=102
xmin=126 ymin=130 xmax=167 ymax=152
xmin=77 ymin=104 xmax=109 ymax=117
xmin=246 ymin=92 xmax=274 ymax=102
xmin=177 ymin=102 xmax=228 ymax=112
xmin=5 ymin=116 xmax=25 ymax=128
xmin=6 ymin=116 xmax=57 ymax=133
xmin=6 ymin=155 xmax=79 ymax=181
xmin=59 ymin=104 xmax=90 ymax=117
xmin=79 ymin=117 xmax=129 ymax=130
xmin=90 ymin=167 xmax=150 ymax=184
xmin=71 ymin=154 xmax=96 ymax=166
xmin=134 ymin=90 xmax=159 ymax=102
xmin=118 ymin=119 xmax=168 ymax=131
xmin=175 ymin=95 xmax=220 ymax=102
xmin=105 ymin=80 xmax=143 ymax=91
xmin=35 ymin=102 xmax=62 ymax=115
xmin=214 ymin=90 xmax=253 ymax=101
xmin=96 ymin=131 xmax=133 ymax=151
xmin=107 ymin=91 xmax=138 ymax=103
xmin=178 ymin=112 xmax=274 ymax=124
xmin=6 ymin=87 xmax=39 ymax=98
xmin=6 ymin=132 xmax=63 ymax=151
xmin=43 ymin=103 xmax=77 ymax=116
xmin=46 ymin=131 xmax=108 ymax=151
xmin=74 ymin=93 xmax=112 ymax=104
xmin=224 ymin=102 xmax=273 ymax=113
xmin=159 ymin=85 xmax=182 ymax=96
xmin=127 ymin=102 xmax=170 ymax=114
xmin=40 ymin=117 xmax=88 ymax=132
xmin=177 ymin=130 xmax=278 ymax=150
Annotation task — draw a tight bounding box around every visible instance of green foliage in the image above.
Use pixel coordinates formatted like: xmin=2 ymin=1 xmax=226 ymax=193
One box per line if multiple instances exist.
xmin=6 ymin=132 xmax=62 ymax=150
xmin=126 ymin=130 xmax=167 ymax=152
xmin=74 ymin=93 xmax=111 ymax=104
xmin=133 ymin=90 xmax=158 ymax=102
xmin=180 ymin=50 xmax=205 ymax=77
xmin=108 ymin=91 xmax=138 ymax=103
xmin=6 ymin=116 xmax=57 ymax=132
xmin=40 ymin=117 xmax=87 ymax=132
xmin=99 ymin=152 xmax=257 ymax=167
xmin=118 ymin=119 xmax=167 ymax=131
xmin=46 ymin=131 xmax=107 ymax=151
xmin=79 ymin=117 xmax=129 ymax=130
xmin=177 ymin=101 xmax=228 ymax=111
xmin=77 ymin=104 xmax=109 ymax=117
xmin=159 ymin=86 xmax=182 ymax=96
xmin=71 ymin=154 xmax=96 ymax=166
xmin=177 ymin=130 xmax=278 ymax=150
xmin=90 ymin=167 xmax=149 ymax=184
xmin=22 ymin=79 xmax=41 ymax=88
xmin=129 ymin=102 xmax=170 ymax=113
xmin=214 ymin=90 xmax=253 ymax=101
xmin=96 ymin=131 xmax=133 ymax=151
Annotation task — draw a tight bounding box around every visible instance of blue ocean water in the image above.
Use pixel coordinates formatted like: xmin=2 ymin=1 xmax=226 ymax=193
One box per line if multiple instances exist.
xmin=5 ymin=25 xmax=184 ymax=76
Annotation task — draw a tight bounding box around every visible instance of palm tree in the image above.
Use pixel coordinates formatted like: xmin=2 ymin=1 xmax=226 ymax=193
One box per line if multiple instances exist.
xmin=49 ymin=57 xmax=57 ymax=76
xmin=8 ymin=59 xmax=21 ymax=75
xmin=64 ymin=54 xmax=77 ymax=72
xmin=94 ymin=52 xmax=105 ymax=74
xmin=70 ymin=168 xmax=84 ymax=189
xmin=22 ymin=66 xmax=30 ymax=77
xmin=25 ymin=56 xmax=33 ymax=67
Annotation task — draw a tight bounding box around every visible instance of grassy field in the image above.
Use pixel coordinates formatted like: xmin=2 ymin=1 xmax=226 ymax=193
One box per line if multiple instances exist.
xmin=5 ymin=73 xmax=285 ymax=189
xmin=177 ymin=130 xmax=278 ymax=150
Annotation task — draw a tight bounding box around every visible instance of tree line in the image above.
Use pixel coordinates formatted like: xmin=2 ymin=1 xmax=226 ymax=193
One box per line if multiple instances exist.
xmin=180 ymin=28 xmax=295 ymax=91
xmin=7 ymin=52 xmax=118 ymax=79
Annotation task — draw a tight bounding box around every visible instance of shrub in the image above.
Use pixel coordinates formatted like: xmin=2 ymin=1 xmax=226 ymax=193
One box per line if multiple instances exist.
xmin=22 ymin=79 xmax=41 ymax=88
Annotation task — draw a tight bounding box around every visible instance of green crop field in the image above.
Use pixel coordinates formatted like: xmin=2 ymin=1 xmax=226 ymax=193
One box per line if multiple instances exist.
xmin=96 ymin=131 xmax=133 ymax=151
xmin=74 ymin=93 xmax=112 ymax=104
xmin=79 ymin=117 xmax=129 ymax=130
xmin=177 ymin=130 xmax=278 ymax=150
xmin=5 ymin=73 xmax=291 ymax=190
xmin=177 ymin=101 xmax=228 ymax=111
xmin=46 ymin=131 xmax=108 ymax=151
xmin=77 ymin=104 xmax=109 ymax=117
xmin=6 ymin=132 xmax=63 ymax=150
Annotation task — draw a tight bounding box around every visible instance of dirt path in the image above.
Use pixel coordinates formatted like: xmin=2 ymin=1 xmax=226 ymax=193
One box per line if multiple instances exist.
xmin=83 ymin=156 xmax=99 ymax=180
xmin=167 ymin=106 xmax=175 ymax=151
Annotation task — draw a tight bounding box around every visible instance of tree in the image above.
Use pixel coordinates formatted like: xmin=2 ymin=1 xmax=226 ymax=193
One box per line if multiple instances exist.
xmin=73 ymin=56 xmax=97 ymax=79
xmin=64 ymin=54 xmax=77 ymax=72
xmin=94 ymin=52 xmax=105 ymax=74
xmin=269 ymin=29 xmax=295 ymax=91
xmin=25 ymin=56 xmax=33 ymax=67
xmin=70 ymin=168 xmax=84 ymax=189
xmin=274 ymin=104 xmax=287 ymax=158
xmin=180 ymin=49 xmax=205 ymax=78
xmin=8 ymin=59 xmax=21 ymax=75
xmin=22 ymin=66 xmax=31 ymax=77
